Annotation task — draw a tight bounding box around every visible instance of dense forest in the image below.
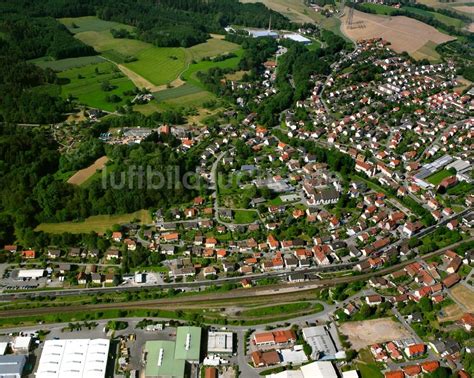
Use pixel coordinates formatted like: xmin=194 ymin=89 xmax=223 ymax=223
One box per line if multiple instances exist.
xmin=0 ymin=0 xmax=292 ymax=123
xmin=0 ymin=124 xmax=202 ymax=246
xmin=1 ymin=0 xmax=291 ymax=48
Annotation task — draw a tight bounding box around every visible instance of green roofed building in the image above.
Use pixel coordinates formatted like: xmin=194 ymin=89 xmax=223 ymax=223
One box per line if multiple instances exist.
xmin=144 ymin=340 xmax=186 ymax=378
xmin=144 ymin=327 xmax=202 ymax=378
xmin=174 ymin=326 xmax=202 ymax=363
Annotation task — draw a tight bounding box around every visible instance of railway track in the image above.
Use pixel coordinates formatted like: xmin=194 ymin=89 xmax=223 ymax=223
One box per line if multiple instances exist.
xmin=0 ymin=238 xmax=469 ymax=319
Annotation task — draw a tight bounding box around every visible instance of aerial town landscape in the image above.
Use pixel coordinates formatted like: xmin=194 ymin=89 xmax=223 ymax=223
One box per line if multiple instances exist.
xmin=0 ymin=0 xmax=472 ymax=377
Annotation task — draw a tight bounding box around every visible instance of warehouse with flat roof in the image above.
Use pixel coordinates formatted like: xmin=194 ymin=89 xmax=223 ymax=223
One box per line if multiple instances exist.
xmin=144 ymin=340 xmax=186 ymax=378
xmin=0 ymin=355 xmax=26 ymax=378
xmin=302 ymin=326 xmax=337 ymax=360
xmin=207 ymin=331 xmax=233 ymax=355
xmin=174 ymin=326 xmax=201 ymax=363
xmin=35 ymin=338 xmax=110 ymax=378
xmin=144 ymin=327 xmax=202 ymax=378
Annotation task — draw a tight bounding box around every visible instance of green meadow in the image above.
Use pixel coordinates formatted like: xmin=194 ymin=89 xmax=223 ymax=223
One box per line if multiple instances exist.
xmin=58 ymin=62 xmax=135 ymax=112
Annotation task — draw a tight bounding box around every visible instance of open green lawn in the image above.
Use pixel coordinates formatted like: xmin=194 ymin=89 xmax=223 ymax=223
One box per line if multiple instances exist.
xmin=181 ymin=49 xmax=243 ymax=88
xmin=31 ymin=55 xmax=105 ymax=71
xmin=58 ymin=61 xmax=135 ymax=111
xmin=240 ymin=302 xmax=323 ymax=317
xmin=357 ymin=349 xmax=384 ymax=378
xmin=59 ymin=16 xmax=134 ymax=34
xmin=153 ymin=83 xmax=204 ymax=102
xmin=124 ymin=47 xmax=187 ymax=85
xmin=358 ymin=3 xmax=465 ymax=29
xmin=426 ymin=169 xmax=453 ymax=185
xmin=412 ymin=40 xmax=442 ymax=63
xmin=35 ymin=210 xmax=152 ymax=234
xmin=403 ymin=6 xmax=465 ymax=28
xmin=233 ymin=209 xmax=259 ymax=224
xmin=187 ymin=37 xmax=240 ymax=61
xmin=75 ymin=31 xmax=154 ymax=58
xmin=359 ymin=3 xmax=398 ymax=14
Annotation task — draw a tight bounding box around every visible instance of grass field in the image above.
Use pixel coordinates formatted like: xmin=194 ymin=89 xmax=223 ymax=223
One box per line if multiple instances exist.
xmin=58 ymin=62 xmax=135 ymax=112
xmin=60 ymin=16 xmax=134 ymax=34
xmin=233 ymin=209 xmax=259 ymax=224
xmin=181 ymin=49 xmax=243 ymax=88
xmin=31 ymin=55 xmax=105 ymax=71
xmin=358 ymin=3 xmax=466 ymax=29
xmin=426 ymin=169 xmax=453 ymax=185
xmin=67 ymin=156 xmax=109 ymax=185
xmin=187 ymin=38 xmax=240 ymax=61
xmin=55 ymin=16 xmax=245 ymax=112
xmin=356 ymin=349 xmax=384 ymax=378
xmin=153 ymin=84 xmax=203 ymax=102
xmin=404 ymin=6 xmax=465 ymax=28
xmin=359 ymin=3 xmax=398 ymax=15
xmin=123 ymin=47 xmax=187 ymax=86
xmin=240 ymin=302 xmax=323 ymax=317
xmin=412 ymin=40 xmax=442 ymax=62
xmin=35 ymin=210 xmax=152 ymax=234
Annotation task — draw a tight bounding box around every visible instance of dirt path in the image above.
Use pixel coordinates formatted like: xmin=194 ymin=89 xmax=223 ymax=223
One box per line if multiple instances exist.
xmin=117 ymin=64 xmax=160 ymax=91
xmin=118 ymin=63 xmax=187 ymax=94
xmin=67 ymin=156 xmax=109 ymax=185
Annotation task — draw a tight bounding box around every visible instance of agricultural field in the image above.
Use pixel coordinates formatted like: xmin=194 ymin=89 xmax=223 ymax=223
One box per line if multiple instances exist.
xmin=239 ymin=0 xmax=315 ymax=23
xmin=181 ymin=49 xmax=243 ymax=88
xmin=340 ymin=8 xmax=455 ymax=59
xmin=123 ymin=47 xmax=187 ymax=86
xmin=59 ymin=16 xmax=134 ymax=34
xmin=186 ymin=37 xmax=240 ymax=61
xmin=426 ymin=169 xmax=453 ymax=185
xmin=31 ymin=55 xmax=105 ymax=71
xmin=153 ymin=84 xmax=203 ymax=102
xmin=403 ymin=6 xmax=466 ymax=28
xmin=56 ymin=16 xmax=246 ymax=111
xmin=339 ymin=318 xmax=412 ymax=350
xmin=412 ymin=40 xmax=442 ymax=62
xmin=58 ymin=62 xmax=135 ymax=112
xmin=35 ymin=210 xmax=152 ymax=234
xmin=67 ymin=156 xmax=109 ymax=186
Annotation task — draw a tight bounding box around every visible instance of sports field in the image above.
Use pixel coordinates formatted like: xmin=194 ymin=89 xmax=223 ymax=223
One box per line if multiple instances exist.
xmin=426 ymin=169 xmax=453 ymax=185
xmin=35 ymin=210 xmax=152 ymax=234
xmin=58 ymin=62 xmax=135 ymax=112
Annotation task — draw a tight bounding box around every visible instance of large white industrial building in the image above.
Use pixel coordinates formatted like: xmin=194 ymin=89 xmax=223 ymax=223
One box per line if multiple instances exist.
xmin=35 ymin=338 xmax=110 ymax=378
